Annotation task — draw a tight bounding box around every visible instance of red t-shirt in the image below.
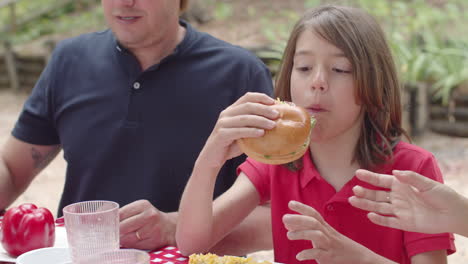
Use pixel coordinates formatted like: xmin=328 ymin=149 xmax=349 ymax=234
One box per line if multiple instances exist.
xmin=238 ymin=141 xmax=455 ymax=264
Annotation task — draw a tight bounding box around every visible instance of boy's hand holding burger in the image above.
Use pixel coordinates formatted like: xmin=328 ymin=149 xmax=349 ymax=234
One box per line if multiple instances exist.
xmin=196 ymin=93 xmax=315 ymax=171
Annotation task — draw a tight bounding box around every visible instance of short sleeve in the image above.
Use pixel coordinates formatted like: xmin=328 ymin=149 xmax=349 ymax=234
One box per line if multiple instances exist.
xmin=237 ymin=158 xmax=272 ymax=204
xmin=404 ymin=155 xmax=456 ymax=257
xmin=12 ymin=47 xmax=61 ymax=145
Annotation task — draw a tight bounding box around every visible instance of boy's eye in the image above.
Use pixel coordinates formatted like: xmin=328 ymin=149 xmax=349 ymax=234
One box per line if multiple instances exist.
xmin=296 ymin=66 xmax=311 ymax=72
xmin=333 ymin=67 xmax=352 ymax=74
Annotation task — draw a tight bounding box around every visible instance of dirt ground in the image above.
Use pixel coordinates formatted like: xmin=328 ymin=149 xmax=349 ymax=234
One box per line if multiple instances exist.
xmin=1 ymin=0 xmax=467 ymax=262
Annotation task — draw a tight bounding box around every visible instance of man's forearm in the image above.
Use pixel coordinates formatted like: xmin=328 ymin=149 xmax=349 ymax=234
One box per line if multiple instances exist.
xmin=207 ymin=205 xmax=272 ymax=256
xmin=0 ymin=140 xmax=61 ymax=211
xmin=0 ymin=157 xmax=17 ymax=210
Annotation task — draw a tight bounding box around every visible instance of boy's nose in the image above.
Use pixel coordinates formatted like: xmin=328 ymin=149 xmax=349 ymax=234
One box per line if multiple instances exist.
xmin=310 ymin=69 xmax=328 ymax=92
xmin=119 ymin=0 xmax=136 ymax=6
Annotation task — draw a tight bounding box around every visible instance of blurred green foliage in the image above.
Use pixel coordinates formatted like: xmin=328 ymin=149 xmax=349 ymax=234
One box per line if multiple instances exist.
xmin=355 ymin=0 xmax=468 ymax=105
xmin=0 ymin=0 xmax=104 ymax=44
xmin=213 ymin=2 xmax=233 ymax=21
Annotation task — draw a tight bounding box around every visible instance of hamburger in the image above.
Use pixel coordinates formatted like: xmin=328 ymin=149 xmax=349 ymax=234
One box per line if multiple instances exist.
xmin=237 ymin=100 xmax=315 ymax=165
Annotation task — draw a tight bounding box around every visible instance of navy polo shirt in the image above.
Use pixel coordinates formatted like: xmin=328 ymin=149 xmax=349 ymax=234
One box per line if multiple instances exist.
xmin=13 ymin=21 xmax=273 ymax=216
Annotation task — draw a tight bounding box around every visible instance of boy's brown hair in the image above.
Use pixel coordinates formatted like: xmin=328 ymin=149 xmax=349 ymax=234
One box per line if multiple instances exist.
xmin=275 ymin=5 xmax=409 ymax=170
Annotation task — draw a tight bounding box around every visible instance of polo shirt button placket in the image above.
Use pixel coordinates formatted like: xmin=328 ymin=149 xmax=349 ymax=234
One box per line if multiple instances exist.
xmin=133 ymin=82 xmax=141 ymax=90
xmin=326 ymin=204 xmax=334 ymax=211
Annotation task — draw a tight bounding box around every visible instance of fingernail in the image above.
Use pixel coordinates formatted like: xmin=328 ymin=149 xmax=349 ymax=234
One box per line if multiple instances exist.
xmin=349 ymin=196 xmax=360 ymax=203
xmin=352 ymin=185 xmax=360 ymax=193
xmin=272 ymin=109 xmax=279 ymax=117
xmin=267 ymin=120 xmax=276 ymax=129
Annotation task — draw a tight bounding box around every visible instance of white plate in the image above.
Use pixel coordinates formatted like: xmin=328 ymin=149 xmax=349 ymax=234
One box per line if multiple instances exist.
xmin=16 ymin=247 xmax=71 ymax=264
xmin=0 ymin=226 xmax=68 ymax=262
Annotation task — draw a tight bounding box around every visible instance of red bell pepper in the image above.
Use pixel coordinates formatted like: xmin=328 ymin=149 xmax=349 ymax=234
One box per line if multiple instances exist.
xmin=0 ymin=203 xmax=55 ymax=256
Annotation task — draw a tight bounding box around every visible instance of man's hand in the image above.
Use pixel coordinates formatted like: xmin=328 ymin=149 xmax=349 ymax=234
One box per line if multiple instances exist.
xmin=119 ymin=200 xmax=177 ymax=250
xmin=283 ymin=201 xmax=396 ymax=264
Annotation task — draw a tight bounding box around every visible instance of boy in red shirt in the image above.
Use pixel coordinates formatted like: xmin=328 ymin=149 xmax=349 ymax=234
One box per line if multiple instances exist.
xmin=177 ymin=5 xmax=455 ymax=263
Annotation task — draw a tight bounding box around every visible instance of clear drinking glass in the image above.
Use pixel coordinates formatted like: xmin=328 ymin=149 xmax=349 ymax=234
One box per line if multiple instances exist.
xmin=63 ymin=200 xmax=119 ymax=264
xmin=80 ymin=249 xmax=150 ymax=264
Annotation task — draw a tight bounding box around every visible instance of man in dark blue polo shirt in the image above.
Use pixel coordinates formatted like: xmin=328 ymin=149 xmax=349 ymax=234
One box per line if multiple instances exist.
xmin=0 ymin=0 xmax=273 ymax=254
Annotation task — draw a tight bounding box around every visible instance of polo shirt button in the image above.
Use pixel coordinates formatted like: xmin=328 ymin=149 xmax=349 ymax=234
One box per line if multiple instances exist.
xmin=133 ymin=82 xmax=141 ymax=90
xmin=326 ymin=205 xmax=334 ymax=211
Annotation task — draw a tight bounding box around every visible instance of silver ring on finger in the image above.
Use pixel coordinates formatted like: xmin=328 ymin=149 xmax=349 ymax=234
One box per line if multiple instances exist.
xmin=136 ymin=231 xmax=142 ymax=241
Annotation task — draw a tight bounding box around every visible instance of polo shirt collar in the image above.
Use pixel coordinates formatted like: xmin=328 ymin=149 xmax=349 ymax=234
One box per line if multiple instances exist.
xmin=299 ymin=149 xmax=320 ymax=189
xmin=299 ymin=149 xmax=386 ymax=202
xmin=299 ymin=150 xmax=357 ymax=203
xmin=172 ymin=19 xmax=195 ymax=57
xmin=111 ymin=19 xmax=195 ymax=60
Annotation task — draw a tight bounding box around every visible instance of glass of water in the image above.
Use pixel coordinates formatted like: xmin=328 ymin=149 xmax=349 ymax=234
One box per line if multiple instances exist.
xmin=63 ymin=200 xmax=119 ymax=263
